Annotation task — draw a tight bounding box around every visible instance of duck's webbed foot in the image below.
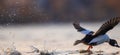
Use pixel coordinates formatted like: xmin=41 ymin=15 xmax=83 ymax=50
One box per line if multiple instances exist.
xmin=87 ymin=45 xmax=93 ymax=52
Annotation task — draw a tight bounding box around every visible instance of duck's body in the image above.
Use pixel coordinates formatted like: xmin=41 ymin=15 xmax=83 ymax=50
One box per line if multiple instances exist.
xmin=73 ymin=17 xmax=120 ymax=51
xmin=81 ymin=34 xmax=109 ymax=46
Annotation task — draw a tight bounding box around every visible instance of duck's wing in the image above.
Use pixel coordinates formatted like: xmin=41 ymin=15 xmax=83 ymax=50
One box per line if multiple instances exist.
xmin=93 ymin=17 xmax=120 ymax=37
xmin=73 ymin=22 xmax=94 ymax=35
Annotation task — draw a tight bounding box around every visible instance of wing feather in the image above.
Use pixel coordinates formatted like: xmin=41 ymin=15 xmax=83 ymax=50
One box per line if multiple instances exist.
xmin=73 ymin=22 xmax=94 ymax=35
xmin=93 ymin=17 xmax=120 ymax=37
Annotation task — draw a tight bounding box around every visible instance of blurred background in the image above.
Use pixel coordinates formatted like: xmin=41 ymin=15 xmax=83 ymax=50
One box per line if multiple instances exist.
xmin=0 ymin=0 xmax=120 ymax=25
xmin=0 ymin=0 xmax=120 ymax=54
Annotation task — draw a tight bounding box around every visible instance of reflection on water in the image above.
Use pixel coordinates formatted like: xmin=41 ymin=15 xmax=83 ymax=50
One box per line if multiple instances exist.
xmin=0 ymin=23 xmax=120 ymax=53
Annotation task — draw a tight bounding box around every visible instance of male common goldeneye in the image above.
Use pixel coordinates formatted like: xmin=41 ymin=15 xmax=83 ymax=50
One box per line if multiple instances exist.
xmin=73 ymin=17 xmax=120 ymax=51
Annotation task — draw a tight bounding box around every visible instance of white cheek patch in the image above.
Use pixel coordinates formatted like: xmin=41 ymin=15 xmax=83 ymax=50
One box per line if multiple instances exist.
xmin=115 ymin=44 xmax=118 ymax=46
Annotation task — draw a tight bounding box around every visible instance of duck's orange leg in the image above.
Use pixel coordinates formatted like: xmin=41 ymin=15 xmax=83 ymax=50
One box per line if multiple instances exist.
xmin=87 ymin=45 xmax=93 ymax=52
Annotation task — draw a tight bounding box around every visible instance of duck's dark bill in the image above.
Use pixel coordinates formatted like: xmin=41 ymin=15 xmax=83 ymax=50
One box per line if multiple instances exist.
xmin=115 ymin=45 xmax=120 ymax=48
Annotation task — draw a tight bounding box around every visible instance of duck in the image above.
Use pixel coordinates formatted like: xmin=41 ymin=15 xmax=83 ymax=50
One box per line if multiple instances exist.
xmin=73 ymin=17 xmax=120 ymax=51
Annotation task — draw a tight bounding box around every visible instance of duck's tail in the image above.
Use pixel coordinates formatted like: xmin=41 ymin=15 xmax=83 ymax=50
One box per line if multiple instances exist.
xmin=73 ymin=40 xmax=83 ymax=46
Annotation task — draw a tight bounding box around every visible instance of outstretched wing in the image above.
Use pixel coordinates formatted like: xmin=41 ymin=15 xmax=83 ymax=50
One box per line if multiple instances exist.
xmin=93 ymin=17 xmax=120 ymax=37
xmin=73 ymin=22 xmax=94 ymax=35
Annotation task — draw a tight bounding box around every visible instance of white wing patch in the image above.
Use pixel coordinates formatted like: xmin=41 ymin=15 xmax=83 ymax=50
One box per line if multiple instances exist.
xmin=80 ymin=29 xmax=92 ymax=35
xmin=89 ymin=34 xmax=110 ymax=45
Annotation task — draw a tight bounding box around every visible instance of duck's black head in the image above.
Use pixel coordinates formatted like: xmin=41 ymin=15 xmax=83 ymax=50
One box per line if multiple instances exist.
xmin=109 ymin=39 xmax=120 ymax=48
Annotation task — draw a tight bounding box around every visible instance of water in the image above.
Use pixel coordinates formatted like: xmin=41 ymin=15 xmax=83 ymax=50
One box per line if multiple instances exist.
xmin=0 ymin=23 xmax=120 ymax=55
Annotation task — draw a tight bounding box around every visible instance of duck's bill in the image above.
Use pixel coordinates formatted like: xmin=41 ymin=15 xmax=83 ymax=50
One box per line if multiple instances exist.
xmin=115 ymin=45 xmax=120 ymax=48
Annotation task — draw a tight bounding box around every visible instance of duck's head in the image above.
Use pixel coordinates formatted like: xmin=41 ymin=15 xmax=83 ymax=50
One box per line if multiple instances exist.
xmin=109 ymin=39 xmax=120 ymax=48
